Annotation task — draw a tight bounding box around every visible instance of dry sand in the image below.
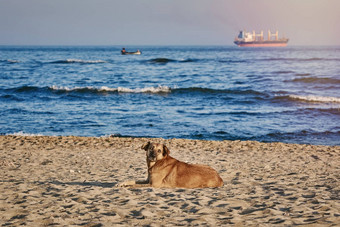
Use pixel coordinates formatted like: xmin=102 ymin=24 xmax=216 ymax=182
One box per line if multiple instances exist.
xmin=0 ymin=135 xmax=339 ymax=226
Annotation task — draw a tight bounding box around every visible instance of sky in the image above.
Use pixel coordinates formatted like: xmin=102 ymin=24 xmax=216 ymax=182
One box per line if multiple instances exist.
xmin=0 ymin=0 xmax=339 ymax=46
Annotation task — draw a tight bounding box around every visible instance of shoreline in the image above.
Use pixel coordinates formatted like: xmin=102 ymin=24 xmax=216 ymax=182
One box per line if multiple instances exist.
xmin=1 ymin=135 xmax=339 ymax=226
xmin=4 ymin=132 xmax=340 ymax=147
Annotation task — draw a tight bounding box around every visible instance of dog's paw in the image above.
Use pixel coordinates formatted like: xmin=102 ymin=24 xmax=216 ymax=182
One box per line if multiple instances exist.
xmin=117 ymin=180 xmax=136 ymax=187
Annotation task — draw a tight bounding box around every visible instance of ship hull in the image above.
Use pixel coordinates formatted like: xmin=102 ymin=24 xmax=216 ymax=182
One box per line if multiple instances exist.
xmin=234 ymin=40 xmax=288 ymax=47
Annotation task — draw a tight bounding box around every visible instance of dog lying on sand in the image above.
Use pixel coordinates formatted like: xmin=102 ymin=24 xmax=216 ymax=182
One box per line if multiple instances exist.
xmin=118 ymin=142 xmax=223 ymax=188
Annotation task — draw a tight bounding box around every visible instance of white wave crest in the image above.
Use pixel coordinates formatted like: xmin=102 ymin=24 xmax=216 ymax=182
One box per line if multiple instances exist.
xmin=116 ymin=85 xmax=171 ymax=93
xmin=50 ymin=85 xmax=171 ymax=94
xmin=7 ymin=60 xmax=20 ymax=63
xmin=50 ymin=85 xmax=77 ymax=91
xmin=289 ymin=95 xmax=340 ymax=103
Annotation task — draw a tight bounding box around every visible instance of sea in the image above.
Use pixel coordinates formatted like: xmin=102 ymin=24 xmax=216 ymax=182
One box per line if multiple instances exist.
xmin=1 ymin=46 xmax=339 ymax=146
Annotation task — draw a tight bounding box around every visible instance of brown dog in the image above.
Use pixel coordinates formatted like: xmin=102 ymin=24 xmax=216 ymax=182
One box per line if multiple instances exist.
xmin=118 ymin=142 xmax=223 ymax=188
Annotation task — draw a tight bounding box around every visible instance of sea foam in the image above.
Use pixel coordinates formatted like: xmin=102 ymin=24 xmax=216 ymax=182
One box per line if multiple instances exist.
xmin=289 ymin=95 xmax=340 ymax=103
xmin=50 ymin=85 xmax=171 ymax=94
xmin=7 ymin=131 xmax=44 ymax=137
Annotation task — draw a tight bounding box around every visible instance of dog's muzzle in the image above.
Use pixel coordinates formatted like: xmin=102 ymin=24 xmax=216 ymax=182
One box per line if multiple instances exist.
xmin=147 ymin=150 xmax=156 ymax=161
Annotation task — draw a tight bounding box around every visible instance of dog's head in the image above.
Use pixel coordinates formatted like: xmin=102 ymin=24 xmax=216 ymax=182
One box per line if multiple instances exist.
xmin=141 ymin=142 xmax=170 ymax=162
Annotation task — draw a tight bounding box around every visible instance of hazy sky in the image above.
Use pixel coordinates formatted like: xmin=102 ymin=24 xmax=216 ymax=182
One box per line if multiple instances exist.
xmin=1 ymin=0 xmax=339 ymax=46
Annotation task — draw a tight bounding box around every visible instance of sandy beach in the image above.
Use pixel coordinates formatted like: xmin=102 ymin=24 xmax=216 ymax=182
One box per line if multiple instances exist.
xmin=1 ymin=135 xmax=339 ymax=226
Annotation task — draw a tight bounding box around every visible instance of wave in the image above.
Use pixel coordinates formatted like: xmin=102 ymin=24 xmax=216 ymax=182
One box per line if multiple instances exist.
xmin=147 ymin=58 xmax=176 ymax=64
xmin=2 ymin=85 xmax=171 ymax=95
xmin=10 ymin=85 xmax=42 ymax=93
xmin=13 ymin=86 xmax=339 ymax=104
xmin=16 ymin=85 xmax=340 ymax=104
xmin=145 ymin=58 xmax=200 ymax=64
xmin=174 ymin=87 xmax=266 ymax=96
xmin=0 ymin=59 xmax=20 ymax=63
xmin=146 ymin=57 xmax=340 ymax=64
xmin=4 ymin=85 xmax=268 ymax=98
xmin=289 ymin=77 xmax=340 ymax=84
xmin=147 ymin=58 xmax=244 ymax=64
xmin=219 ymin=59 xmax=248 ymax=63
xmin=50 ymin=85 xmax=171 ymax=94
xmin=50 ymin=59 xmax=107 ymax=64
xmin=288 ymin=95 xmax=340 ymax=103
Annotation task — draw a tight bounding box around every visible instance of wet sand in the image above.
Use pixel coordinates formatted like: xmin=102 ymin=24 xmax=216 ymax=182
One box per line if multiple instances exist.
xmin=1 ymin=135 xmax=339 ymax=226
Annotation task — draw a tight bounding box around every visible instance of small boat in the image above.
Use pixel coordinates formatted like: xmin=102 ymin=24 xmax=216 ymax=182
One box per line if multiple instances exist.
xmin=121 ymin=48 xmax=142 ymax=55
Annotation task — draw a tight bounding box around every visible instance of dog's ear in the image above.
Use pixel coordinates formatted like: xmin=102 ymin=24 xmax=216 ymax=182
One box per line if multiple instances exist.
xmin=141 ymin=142 xmax=151 ymax=151
xmin=163 ymin=145 xmax=170 ymax=156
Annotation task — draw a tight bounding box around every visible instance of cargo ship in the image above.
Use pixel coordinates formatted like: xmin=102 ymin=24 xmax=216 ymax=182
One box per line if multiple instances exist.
xmin=234 ymin=30 xmax=289 ymax=47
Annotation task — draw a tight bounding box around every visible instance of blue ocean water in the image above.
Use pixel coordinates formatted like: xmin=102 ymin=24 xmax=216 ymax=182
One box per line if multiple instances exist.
xmin=1 ymin=46 xmax=339 ymax=145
